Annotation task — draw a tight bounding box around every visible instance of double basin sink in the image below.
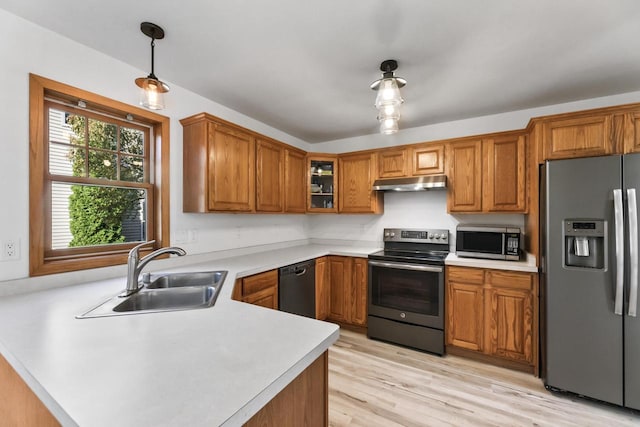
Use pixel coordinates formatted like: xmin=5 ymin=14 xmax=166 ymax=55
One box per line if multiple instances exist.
xmin=77 ymin=271 xmax=227 ymax=318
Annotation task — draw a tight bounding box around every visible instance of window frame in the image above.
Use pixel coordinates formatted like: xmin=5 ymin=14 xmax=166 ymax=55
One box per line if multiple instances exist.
xmin=29 ymin=74 xmax=170 ymax=276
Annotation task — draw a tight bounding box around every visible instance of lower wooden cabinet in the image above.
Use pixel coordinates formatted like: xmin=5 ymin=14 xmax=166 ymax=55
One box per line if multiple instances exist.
xmin=446 ymin=266 xmax=538 ymax=373
xmin=327 ymin=256 xmax=367 ymax=327
xmin=239 ymin=270 xmax=279 ymax=310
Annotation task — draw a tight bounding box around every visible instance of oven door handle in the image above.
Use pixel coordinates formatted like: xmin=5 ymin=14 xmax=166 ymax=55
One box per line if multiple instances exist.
xmin=368 ymin=260 xmax=443 ymax=273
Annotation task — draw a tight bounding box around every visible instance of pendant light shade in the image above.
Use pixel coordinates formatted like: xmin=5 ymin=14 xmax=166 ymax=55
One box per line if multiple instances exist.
xmin=135 ymin=22 xmax=169 ymax=110
xmin=371 ymin=60 xmax=406 ymax=135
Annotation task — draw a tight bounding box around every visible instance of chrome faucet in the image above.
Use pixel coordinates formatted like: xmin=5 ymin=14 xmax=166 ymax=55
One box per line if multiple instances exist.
xmin=121 ymin=241 xmax=187 ymax=296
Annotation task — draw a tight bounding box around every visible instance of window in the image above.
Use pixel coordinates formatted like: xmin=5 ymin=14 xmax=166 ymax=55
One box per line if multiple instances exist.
xmin=29 ymin=74 xmax=170 ymax=276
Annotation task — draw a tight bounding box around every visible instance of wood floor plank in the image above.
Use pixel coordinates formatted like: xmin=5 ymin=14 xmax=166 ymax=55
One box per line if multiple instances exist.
xmin=328 ymin=329 xmax=640 ymax=427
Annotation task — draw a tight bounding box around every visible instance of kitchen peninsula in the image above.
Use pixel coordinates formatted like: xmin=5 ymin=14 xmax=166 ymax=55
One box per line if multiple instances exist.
xmin=0 ymin=244 xmax=378 ymax=426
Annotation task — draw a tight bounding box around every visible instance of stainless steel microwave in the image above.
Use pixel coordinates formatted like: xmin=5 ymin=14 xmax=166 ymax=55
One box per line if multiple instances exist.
xmin=456 ymin=225 xmax=522 ymax=261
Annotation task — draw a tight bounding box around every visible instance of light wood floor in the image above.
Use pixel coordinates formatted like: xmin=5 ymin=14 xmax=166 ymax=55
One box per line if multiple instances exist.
xmin=328 ymin=329 xmax=640 ymax=426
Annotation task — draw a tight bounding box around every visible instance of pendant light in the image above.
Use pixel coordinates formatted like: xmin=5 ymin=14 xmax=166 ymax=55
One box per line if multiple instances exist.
xmin=370 ymin=60 xmax=406 ymax=135
xmin=135 ymin=22 xmax=169 ymax=110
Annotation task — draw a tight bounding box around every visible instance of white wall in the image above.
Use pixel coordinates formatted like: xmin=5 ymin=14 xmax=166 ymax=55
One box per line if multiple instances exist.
xmin=0 ymin=9 xmax=311 ymax=282
xmin=2 ymin=7 xmax=640 ymax=285
xmin=308 ymin=191 xmax=525 ymax=248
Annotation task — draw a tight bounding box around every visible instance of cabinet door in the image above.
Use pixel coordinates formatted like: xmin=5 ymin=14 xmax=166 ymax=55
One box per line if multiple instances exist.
xmin=446 ymin=266 xmax=485 ymax=351
xmin=447 ymin=282 xmax=484 ymax=351
xmin=351 ymin=258 xmax=368 ymax=326
xmin=315 ymin=256 xmax=329 ymax=320
xmin=485 ymin=270 xmax=535 ymax=364
xmin=243 ymin=287 xmax=278 ymax=310
xmin=483 ymin=135 xmax=527 ymax=212
xmin=256 ymin=138 xmax=284 ymax=212
xmin=242 ymin=270 xmax=279 ymax=310
xmin=378 ymin=148 xmax=408 ymax=178
xmin=308 ymin=156 xmax=338 ymax=213
xmin=411 ymin=143 xmax=445 ymax=176
xmin=446 ymin=140 xmax=482 ymax=212
xmin=208 ymin=124 xmax=255 ymax=211
xmin=624 ymin=112 xmax=640 ymax=154
xmin=284 ymin=149 xmax=307 ymax=213
xmin=328 ymin=256 xmax=350 ymax=322
xmin=339 ymin=152 xmax=383 ymax=214
xmin=486 ymin=287 xmax=534 ymax=364
xmin=543 ymin=114 xmax=613 ymax=160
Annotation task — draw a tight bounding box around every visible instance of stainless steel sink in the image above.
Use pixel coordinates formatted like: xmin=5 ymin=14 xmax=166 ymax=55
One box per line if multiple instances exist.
xmin=76 ymin=270 xmax=227 ymax=318
xmin=145 ymin=271 xmax=227 ymax=289
xmin=113 ymin=287 xmax=217 ymax=312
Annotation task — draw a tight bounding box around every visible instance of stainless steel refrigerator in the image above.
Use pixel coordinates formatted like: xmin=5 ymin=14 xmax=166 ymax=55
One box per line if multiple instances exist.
xmin=542 ymin=154 xmax=640 ymax=409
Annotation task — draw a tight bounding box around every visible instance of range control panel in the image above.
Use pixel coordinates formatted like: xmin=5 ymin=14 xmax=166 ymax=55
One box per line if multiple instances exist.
xmin=383 ymin=228 xmax=449 ymax=244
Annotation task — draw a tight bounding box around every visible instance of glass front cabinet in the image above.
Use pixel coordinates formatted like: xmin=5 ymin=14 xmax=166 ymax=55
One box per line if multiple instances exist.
xmin=308 ymin=156 xmax=338 ymax=213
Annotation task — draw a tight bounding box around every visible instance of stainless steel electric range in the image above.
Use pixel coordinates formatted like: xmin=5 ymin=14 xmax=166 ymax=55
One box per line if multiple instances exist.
xmin=367 ymin=228 xmax=449 ymax=355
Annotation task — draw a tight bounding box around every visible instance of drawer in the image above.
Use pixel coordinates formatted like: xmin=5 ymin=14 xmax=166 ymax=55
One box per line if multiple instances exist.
xmin=242 ymin=270 xmax=278 ymax=296
xmin=446 ymin=266 xmax=485 ymax=285
xmin=486 ymin=270 xmax=533 ymax=290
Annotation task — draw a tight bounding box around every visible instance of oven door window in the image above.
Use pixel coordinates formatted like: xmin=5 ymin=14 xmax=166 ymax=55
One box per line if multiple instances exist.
xmin=370 ymin=265 xmax=440 ymax=317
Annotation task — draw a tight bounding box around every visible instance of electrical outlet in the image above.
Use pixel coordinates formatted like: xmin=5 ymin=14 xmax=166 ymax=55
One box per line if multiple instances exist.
xmin=2 ymin=239 xmax=20 ymax=260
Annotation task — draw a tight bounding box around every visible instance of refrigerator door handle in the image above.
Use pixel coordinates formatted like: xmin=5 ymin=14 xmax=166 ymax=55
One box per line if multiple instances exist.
xmin=614 ymin=189 xmax=624 ymax=316
xmin=628 ymin=188 xmax=638 ymax=317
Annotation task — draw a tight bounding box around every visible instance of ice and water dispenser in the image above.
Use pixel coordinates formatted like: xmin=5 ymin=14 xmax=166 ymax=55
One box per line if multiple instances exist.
xmin=564 ymin=220 xmax=605 ymax=269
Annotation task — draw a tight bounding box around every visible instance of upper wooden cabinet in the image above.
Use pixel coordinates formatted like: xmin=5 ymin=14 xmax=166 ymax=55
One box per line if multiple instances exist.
xmin=411 ymin=143 xmax=445 ymax=176
xmin=181 ymin=114 xmax=256 ymax=213
xmin=378 ymin=148 xmax=408 ymax=178
xmin=308 ymin=155 xmax=338 ymax=213
xmin=284 ymin=148 xmax=307 ymax=213
xmin=446 ymin=139 xmax=483 ymax=212
xmin=376 ymin=143 xmax=445 ymax=179
xmin=256 ymin=138 xmax=284 ymax=212
xmin=623 ymin=112 xmax=640 ymax=154
xmin=542 ymin=113 xmax=615 ymax=160
xmin=181 ymin=113 xmax=310 ymax=214
xmin=447 ymin=135 xmax=527 ymax=213
xmin=483 ymin=135 xmax=527 ymax=212
xmin=339 ymin=152 xmax=383 ymax=214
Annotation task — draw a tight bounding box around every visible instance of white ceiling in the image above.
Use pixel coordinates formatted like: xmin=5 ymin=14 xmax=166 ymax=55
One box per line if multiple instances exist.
xmin=2 ymin=0 xmax=640 ymax=143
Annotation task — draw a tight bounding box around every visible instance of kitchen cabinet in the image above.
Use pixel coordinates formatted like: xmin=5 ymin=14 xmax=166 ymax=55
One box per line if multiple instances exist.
xmin=284 ymin=148 xmax=307 ymax=213
xmin=240 ymin=270 xmax=279 ymax=310
xmin=446 ymin=139 xmax=483 ymax=212
xmin=624 ymin=111 xmax=640 ymax=154
xmin=181 ymin=113 xmax=255 ymax=212
xmin=378 ymin=148 xmax=408 ymax=178
xmin=446 ymin=267 xmax=484 ymax=352
xmin=338 ymin=152 xmax=383 ymax=214
xmin=327 ymin=256 xmax=368 ymax=327
xmin=410 ymin=143 xmax=445 ymax=176
xmin=256 ymin=138 xmax=284 ymax=212
xmin=447 ymin=135 xmax=527 ymax=213
xmin=446 ymin=266 xmax=538 ymax=373
xmin=376 ymin=143 xmax=445 ymax=179
xmin=315 ymin=256 xmax=329 ymax=320
xmin=482 ymin=135 xmax=527 ymax=212
xmin=542 ymin=113 xmax=615 ymax=160
xmin=308 ymin=155 xmax=338 ymax=213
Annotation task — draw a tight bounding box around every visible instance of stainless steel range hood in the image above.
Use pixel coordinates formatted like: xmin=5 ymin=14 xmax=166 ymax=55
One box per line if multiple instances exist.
xmin=372 ymin=175 xmax=447 ymax=191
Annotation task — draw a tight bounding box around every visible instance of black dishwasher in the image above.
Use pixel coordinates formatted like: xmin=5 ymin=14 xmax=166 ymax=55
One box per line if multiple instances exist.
xmin=279 ymin=259 xmax=316 ymax=318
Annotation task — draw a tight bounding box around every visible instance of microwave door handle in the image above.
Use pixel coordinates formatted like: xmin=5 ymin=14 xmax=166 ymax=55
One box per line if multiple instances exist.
xmin=628 ymin=188 xmax=638 ymax=317
xmin=614 ymin=189 xmax=624 ymax=316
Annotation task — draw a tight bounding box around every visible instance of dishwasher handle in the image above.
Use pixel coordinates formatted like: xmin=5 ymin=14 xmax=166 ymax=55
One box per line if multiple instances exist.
xmin=294 ymin=267 xmax=308 ymax=276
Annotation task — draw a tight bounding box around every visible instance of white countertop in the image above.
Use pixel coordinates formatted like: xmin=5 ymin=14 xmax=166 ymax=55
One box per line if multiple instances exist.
xmin=445 ymin=252 xmax=539 ymax=273
xmin=0 ymin=244 xmax=380 ymax=427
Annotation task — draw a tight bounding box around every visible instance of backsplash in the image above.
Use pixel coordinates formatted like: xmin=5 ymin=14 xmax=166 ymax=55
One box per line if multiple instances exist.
xmin=308 ymin=191 xmax=525 ymax=250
